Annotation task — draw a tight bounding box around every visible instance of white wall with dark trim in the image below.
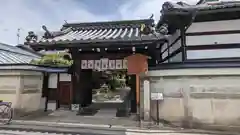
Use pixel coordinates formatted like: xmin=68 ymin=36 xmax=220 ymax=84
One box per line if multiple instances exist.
xmin=186 ymin=34 xmax=240 ymax=46
xmin=186 ymin=19 xmax=240 ymax=33
xmin=161 ymin=30 xmax=182 ymax=62
xmin=48 ymin=73 xmax=71 ymax=88
xmin=186 ymin=19 xmax=240 ymax=60
xmin=140 ymin=68 xmax=240 ymax=129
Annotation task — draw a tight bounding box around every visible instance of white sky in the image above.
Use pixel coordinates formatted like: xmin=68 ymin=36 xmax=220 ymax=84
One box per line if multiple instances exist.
xmin=0 ymin=0 xmax=198 ymax=45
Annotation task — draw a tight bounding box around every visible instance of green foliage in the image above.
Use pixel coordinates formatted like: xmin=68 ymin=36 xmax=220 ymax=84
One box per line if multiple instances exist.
xmin=31 ymin=52 xmax=73 ymax=67
xmin=107 ymin=71 xmax=126 ymax=91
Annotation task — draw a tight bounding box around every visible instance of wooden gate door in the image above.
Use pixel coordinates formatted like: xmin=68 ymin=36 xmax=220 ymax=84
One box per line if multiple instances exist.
xmin=59 ymin=81 xmax=71 ymax=106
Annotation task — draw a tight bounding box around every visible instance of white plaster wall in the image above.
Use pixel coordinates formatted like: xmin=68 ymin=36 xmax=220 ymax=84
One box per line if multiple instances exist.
xmin=168 ymin=30 xmax=180 ymax=45
xmin=141 ymin=68 xmax=240 ymax=127
xmin=48 ymin=73 xmax=57 ymax=88
xmin=187 ymin=48 xmax=240 ymax=59
xmin=0 ymin=70 xmax=43 ymax=114
xmin=19 ymin=74 xmax=43 ymax=112
xmin=161 ymin=30 xmax=182 ymax=62
xmin=48 ymin=73 xmax=71 ymax=88
xmin=60 ymin=73 xmax=71 ymax=81
xmin=187 ymin=19 xmax=240 ymax=33
xmin=169 ymin=40 xmax=181 ymax=54
xmin=185 ymin=19 xmax=240 ymax=60
xmin=186 ymin=33 xmax=240 ymax=46
xmin=0 ymin=74 xmax=20 ymax=107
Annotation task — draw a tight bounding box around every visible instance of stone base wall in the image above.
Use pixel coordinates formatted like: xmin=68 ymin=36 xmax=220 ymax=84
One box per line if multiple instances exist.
xmin=0 ymin=70 xmax=43 ymax=116
xmin=140 ymin=68 xmax=240 ymax=129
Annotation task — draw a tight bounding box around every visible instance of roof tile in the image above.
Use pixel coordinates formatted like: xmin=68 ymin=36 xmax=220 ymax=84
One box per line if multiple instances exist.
xmin=0 ymin=43 xmax=40 ymax=64
xmin=29 ymin=19 xmax=163 ymax=45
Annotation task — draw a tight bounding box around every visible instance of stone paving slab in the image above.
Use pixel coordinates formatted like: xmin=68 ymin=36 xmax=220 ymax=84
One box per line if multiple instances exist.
xmin=13 ymin=110 xmax=138 ymax=127
xmin=11 ymin=110 xmax=240 ymax=135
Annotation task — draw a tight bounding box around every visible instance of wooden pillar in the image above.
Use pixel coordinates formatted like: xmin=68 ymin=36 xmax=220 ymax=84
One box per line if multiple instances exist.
xmin=130 ymin=75 xmax=137 ymax=113
xmin=70 ymin=49 xmax=80 ymax=106
xmin=56 ymin=73 xmax=60 ymax=109
xmin=78 ymin=69 xmax=92 ymax=108
xmin=43 ymin=73 xmax=49 ymax=112
xmin=136 ymin=74 xmax=140 ymax=105
xmin=75 ymin=60 xmax=81 ymax=107
xmin=76 ymin=57 xmax=93 ymax=114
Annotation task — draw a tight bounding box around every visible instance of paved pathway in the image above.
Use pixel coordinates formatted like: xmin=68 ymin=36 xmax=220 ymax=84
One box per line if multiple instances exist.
xmin=15 ymin=110 xmax=138 ymax=127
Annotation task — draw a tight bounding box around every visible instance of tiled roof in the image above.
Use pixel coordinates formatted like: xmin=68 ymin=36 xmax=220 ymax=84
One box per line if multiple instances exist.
xmin=31 ymin=19 xmax=164 ymax=45
xmin=0 ymin=43 xmax=40 ymax=64
xmin=0 ymin=65 xmax=68 ymax=73
xmin=161 ymin=1 xmax=240 ymax=13
xmin=157 ymin=1 xmax=240 ymax=28
xmin=195 ymin=1 xmax=240 ymax=10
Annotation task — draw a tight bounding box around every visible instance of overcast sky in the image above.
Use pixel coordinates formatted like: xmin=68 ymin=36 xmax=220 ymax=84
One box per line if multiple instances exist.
xmin=0 ymin=0 xmax=198 ymax=45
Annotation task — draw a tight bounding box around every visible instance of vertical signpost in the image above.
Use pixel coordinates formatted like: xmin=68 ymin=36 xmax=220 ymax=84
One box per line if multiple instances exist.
xmin=150 ymin=92 xmax=163 ymax=125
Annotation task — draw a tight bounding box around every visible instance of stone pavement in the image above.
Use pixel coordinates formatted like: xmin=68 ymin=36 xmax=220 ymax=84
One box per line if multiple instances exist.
xmin=14 ymin=110 xmax=138 ymax=127
xmin=10 ymin=110 xmax=240 ymax=135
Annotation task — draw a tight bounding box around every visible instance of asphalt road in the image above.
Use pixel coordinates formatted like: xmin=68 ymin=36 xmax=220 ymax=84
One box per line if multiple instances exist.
xmin=0 ymin=125 xmax=126 ymax=135
xmin=0 ymin=130 xmax=66 ymax=135
xmin=0 ymin=130 xmax=229 ymax=135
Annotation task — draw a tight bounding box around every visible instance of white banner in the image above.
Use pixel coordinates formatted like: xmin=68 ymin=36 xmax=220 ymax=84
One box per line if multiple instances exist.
xmin=101 ymin=58 xmax=109 ymax=70
xmin=81 ymin=60 xmax=88 ymax=69
xmin=94 ymin=60 xmax=101 ymax=71
xmin=115 ymin=60 xmax=122 ymax=69
xmin=87 ymin=60 xmax=94 ymax=69
xmin=108 ymin=60 xmax=116 ymax=69
xmin=81 ymin=59 xmax=127 ymax=70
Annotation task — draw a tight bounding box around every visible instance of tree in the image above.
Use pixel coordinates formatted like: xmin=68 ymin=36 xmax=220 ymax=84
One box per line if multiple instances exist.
xmin=31 ymin=52 xmax=73 ymax=67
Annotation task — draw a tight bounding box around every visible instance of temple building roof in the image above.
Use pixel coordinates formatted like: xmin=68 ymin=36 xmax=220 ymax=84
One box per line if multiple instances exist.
xmin=25 ymin=19 xmax=167 ymax=49
xmin=161 ymin=0 xmax=240 ymax=13
xmin=156 ymin=0 xmax=240 ymax=29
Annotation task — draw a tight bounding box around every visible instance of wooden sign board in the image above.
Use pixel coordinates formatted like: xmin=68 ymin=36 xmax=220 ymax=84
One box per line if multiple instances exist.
xmin=151 ymin=92 xmax=163 ymax=100
xmin=126 ymin=53 xmax=148 ymax=75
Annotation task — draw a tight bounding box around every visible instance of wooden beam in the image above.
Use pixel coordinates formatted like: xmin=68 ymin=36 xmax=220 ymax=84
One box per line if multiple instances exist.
xmin=136 ymin=74 xmax=140 ymax=105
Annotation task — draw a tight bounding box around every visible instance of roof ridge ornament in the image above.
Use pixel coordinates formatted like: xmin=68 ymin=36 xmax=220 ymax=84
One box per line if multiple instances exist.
xmin=149 ymin=14 xmax=154 ymax=20
xmin=42 ymin=25 xmax=66 ymax=39
xmin=158 ymin=23 xmax=169 ymax=35
xmin=140 ymin=23 xmax=153 ymax=35
xmin=139 ymin=14 xmax=156 ymax=35
xmin=42 ymin=25 xmax=54 ymax=39
xmin=25 ymin=31 xmax=38 ymax=43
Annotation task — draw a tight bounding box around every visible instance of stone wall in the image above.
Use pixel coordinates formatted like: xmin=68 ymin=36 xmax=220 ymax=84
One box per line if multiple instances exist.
xmin=140 ymin=68 xmax=240 ymax=129
xmin=0 ymin=70 xmax=43 ymax=115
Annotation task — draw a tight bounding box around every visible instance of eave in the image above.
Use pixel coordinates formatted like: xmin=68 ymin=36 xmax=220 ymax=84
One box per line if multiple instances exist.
xmin=25 ymin=38 xmax=166 ymax=51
